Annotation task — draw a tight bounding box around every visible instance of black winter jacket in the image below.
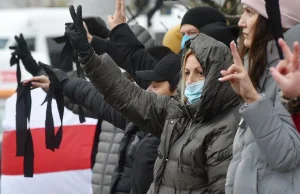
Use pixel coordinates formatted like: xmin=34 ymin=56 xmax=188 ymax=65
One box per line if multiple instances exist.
xmin=80 ymin=33 xmax=241 ymax=194
xmin=109 ymin=23 xmax=157 ymax=90
xmin=60 ymin=76 xmax=160 ymax=194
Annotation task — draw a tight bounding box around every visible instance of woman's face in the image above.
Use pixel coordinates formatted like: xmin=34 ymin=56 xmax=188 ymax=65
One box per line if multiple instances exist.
xmin=180 ymin=24 xmax=200 ymax=36
xmin=238 ymin=4 xmax=259 ymax=48
xmin=184 ymin=54 xmax=205 ymax=84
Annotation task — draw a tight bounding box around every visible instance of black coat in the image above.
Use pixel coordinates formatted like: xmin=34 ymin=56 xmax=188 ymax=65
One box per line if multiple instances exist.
xmin=109 ymin=23 xmax=157 ymax=90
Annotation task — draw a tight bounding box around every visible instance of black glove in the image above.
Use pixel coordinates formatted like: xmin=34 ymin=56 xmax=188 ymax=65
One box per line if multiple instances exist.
xmin=65 ymin=5 xmax=94 ymax=63
xmin=9 ymin=34 xmax=42 ymax=76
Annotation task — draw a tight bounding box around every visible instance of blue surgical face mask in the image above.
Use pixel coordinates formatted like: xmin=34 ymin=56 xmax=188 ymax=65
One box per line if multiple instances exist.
xmin=184 ymin=80 xmax=205 ymax=104
xmin=181 ymin=34 xmax=199 ymax=49
xmin=181 ymin=34 xmax=190 ymax=49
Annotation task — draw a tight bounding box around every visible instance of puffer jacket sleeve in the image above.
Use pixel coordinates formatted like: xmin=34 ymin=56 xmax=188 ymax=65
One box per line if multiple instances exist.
xmin=109 ymin=23 xmax=157 ymax=90
xmin=81 ymin=53 xmax=173 ymax=137
xmin=206 ymin=108 xmax=239 ymax=194
xmin=64 ymin=97 xmax=96 ymax=118
xmin=240 ymin=89 xmax=300 ymax=171
xmin=61 ymin=77 xmax=127 ymax=130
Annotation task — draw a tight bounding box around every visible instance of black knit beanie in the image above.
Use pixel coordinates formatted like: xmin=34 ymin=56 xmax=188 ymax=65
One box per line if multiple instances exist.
xmin=147 ymin=46 xmax=174 ymax=61
xmin=199 ymin=22 xmax=240 ymax=48
xmin=83 ymin=17 xmax=110 ymax=39
xmin=181 ymin=7 xmax=226 ymax=30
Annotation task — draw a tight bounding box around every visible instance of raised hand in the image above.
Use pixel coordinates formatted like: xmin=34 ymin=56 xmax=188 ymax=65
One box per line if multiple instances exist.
xmin=270 ymin=39 xmax=300 ymax=99
xmin=9 ymin=34 xmax=31 ymax=58
xmin=219 ymin=41 xmax=261 ymax=104
xmin=108 ymin=0 xmax=126 ymax=30
xmin=9 ymin=34 xmax=41 ymax=76
xmin=65 ymin=5 xmax=93 ymax=60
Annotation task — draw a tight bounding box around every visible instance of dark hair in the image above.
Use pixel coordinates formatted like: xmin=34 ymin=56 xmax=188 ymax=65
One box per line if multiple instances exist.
xmin=239 ymin=15 xmax=273 ymax=89
xmin=169 ymin=83 xmax=177 ymax=93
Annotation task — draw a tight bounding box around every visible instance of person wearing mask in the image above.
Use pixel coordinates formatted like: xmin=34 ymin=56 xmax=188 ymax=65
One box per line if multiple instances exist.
xmin=62 ymin=3 xmax=242 ymax=194
xmin=270 ymin=25 xmax=300 ymax=133
xmin=180 ymin=6 xmax=240 ymax=49
xmin=218 ymin=0 xmax=300 ymax=193
xmin=107 ymin=5 xmax=239 ymax=91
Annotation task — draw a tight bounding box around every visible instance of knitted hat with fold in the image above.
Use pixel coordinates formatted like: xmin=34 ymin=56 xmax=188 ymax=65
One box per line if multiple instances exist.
xmin=242 ymin=0 xmax=300 ymax=29
xmin=181 ymin=7 xmax=226 ymax=30
xmin=162 ymin=25 xmax=183 ymax=54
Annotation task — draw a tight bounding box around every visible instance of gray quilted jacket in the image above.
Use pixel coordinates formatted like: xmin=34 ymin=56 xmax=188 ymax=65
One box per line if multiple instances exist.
xmin=64 ymin=74 xmax=125 ymax=194
xmin=225 ymin=24 xmax=300 ymax=194
xmin=92 ymin=121 xmax=124 ymax=194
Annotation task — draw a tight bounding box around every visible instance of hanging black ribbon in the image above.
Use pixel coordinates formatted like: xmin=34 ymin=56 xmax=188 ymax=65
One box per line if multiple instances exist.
xmin=53 ymin=35 xmax=86 ymax=123
xmin=10 ymin=54 xmax=34 ymax=177
xmin=39 ymin=62 xmax=65 ymax=151
xmin=265 ymin=0 xmax=284 ymax=59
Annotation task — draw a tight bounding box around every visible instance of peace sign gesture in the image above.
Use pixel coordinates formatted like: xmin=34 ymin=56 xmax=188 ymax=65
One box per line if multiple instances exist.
xmin=65 ymin=5 xmax=93 ymax=59
xmin=108 ymin=0 xmax=126 ymax=30
xmin=270 ymin=39 xmax=300 ymax=99
xmin=219 ymin=41 xmax=261 ymax=104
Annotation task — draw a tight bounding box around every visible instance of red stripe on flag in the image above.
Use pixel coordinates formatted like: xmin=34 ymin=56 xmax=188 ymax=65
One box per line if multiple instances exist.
xmin=2 ymin=125 xmax=96 ymax=175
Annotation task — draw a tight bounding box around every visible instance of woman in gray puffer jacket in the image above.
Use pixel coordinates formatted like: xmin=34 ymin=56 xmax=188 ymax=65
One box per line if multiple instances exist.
xmin=219 ymin=0 xmax=300 ymax=193
xmin=63 ymin=6 xmax=241 ymax=192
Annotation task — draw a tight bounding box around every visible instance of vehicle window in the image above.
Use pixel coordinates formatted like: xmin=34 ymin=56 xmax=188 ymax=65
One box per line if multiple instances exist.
xmin=46 ymin=37 xmax=73 ymax=72
xmin=24 ymin=38 xmax=36 ymax=51
xmin=0 ymin=39 xmax=8 ymax=49
xmin=13 ymin=37 xmax=36 ymax=51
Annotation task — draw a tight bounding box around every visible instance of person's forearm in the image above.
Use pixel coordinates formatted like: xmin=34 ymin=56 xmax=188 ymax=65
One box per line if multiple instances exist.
xmin=81 ymin=53 xmax=168 ymax=137
xmin=109 ymin=23 xmax=156 ymax=89
xmin=90 ymin=36 xmax=124 ymax=67
xmin=62 ymin=77 xmax=127 ymax=130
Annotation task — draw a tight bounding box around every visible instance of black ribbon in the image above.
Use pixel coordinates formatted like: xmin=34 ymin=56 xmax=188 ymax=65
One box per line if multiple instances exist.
xmin=39 ymin=62 xmax=65 ymax=151
xmin=265 ymin=0 xmax=284 ymax=59
xmin=10 ymin=54 xmax=34 ymax=177
xmin=53 ymin=35 xmax=86 ymax=123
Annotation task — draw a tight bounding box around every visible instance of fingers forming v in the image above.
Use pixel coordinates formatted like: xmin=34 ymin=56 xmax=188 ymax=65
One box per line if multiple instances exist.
xmin=230 ymin=41 xmax=243 ymax=67
xmin=279 ymin=38 xmax=293 ymax=63
xmin=76 ymin=5 xmax=84 ymax=30
xmin=69 ymin=5 xmax=77 ymax=24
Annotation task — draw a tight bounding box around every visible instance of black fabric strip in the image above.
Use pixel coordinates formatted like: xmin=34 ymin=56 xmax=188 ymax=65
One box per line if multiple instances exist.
xmin=265 ymin=0 xmax=284 ymax=59
xmin=10 ymin=54 xmax=34 ymax=177
xmin=74 ymin=56 xmax=86 ymax=123
xmin=91 ymin=120 xmax=102 ymax=168
xmin=53 ymin=35 xmax=86 ymax=123
xmin=39 ymin=62 xmax=64 ymax=151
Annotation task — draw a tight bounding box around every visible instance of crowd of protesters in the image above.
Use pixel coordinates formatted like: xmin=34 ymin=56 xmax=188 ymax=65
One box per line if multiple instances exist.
xmin=2 ymin=0 xmax=300 ymax=193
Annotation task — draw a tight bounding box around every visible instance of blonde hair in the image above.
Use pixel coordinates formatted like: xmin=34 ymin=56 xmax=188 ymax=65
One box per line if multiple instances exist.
xmin=180 ymin=49 xmax=193 ymax=104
